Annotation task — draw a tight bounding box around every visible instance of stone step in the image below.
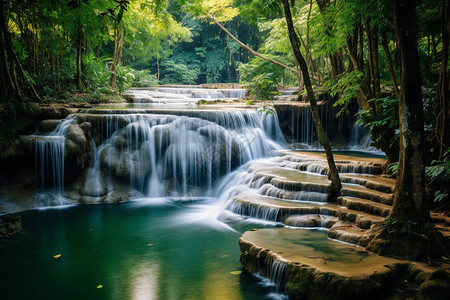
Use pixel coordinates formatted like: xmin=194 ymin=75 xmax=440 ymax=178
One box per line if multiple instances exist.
xmin=227 ymin=193 xmax=337 ymax=222
xmin=337 ymin=196 xmax=392 ymax=217
xmin=328 ymin=221 xmax=376 ymax=247
xmin=257 ymin=184 xmax=328 ymax=203
xmin=275 ymin=159 xmax=384 ymax=176
xmin=341 ymin=185 xmax=393 ymax=205
xmin=340 ymin=174 xmax=395 ymax=194
xmin=272 ymin=95 xmax=297 ymax=101
xmin=228 ymin=193 xmax=384 ymax=229
xmin=251 ymin=167 xmax=330 ymax=194
xmin=278 ymin=151 xmax=385 ymax=175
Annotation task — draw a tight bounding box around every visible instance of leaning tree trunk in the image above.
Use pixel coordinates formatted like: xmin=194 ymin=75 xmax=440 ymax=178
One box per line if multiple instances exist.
xmin=281 ymin=0 xmax=341 ymax=199
xmin=209 ymin=14 xmax=297 ymax=74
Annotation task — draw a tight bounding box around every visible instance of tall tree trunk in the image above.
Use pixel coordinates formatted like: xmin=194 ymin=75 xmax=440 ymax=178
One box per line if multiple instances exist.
xmin=365 ymin=21 xmax=381 ymax=98
xmin=436 ymin=0 xmax=450 ymax=159
xmin=367 ymin=0 xmax=439 ymax=261
xmin=0 ymin=2 xmax=22 ymax=101
xmin=390 ymin=0 xmax=428 ymax=223
xmin=281 ymin=0 xmax=341 ymax=199
xmin=0 ymin=1 xmax=40 ymax=102
xmin=0 ymin=34 xmax=14 ymax=100
xmin=110 ymin=22 xmax=122 ymax=90
xmin=157 ymin=55 xmax=160 ymax=81
xmin=381 ymin=31 xmax=400 ymax=99
xmin=316 ymin=0 xmax=344 ymax=77
xmin=75 ymin=15 xmax=84 ymax=91
xmin=358 ymin=25 xmax=364 ymax=69
xmin=347 ymin=27 xmax=359 ymax=72
xmin=329 ymin=51 xmax=344 ymax=77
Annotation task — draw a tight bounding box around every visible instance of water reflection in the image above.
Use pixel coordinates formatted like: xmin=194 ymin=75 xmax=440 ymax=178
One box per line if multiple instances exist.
xmin=0 ymin=201 xmax=278 ymax=300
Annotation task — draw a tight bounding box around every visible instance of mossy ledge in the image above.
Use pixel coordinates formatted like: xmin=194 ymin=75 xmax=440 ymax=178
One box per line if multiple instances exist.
xmin=238 ymin=228 xmax=450 ymax=300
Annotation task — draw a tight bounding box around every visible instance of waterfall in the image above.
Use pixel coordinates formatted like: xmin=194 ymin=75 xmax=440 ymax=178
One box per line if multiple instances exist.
xmin=267 ymin=260 xmax=287 ymax=293
xmin=80 ymin=109 xmax=284 ymax=198
xmin=124 ymin=87 xmax=247 ymax=104
xmin=349 ymin=113 xmax=380 ymax=152
xmin=275 ymin=103 xmax=383 ymax=151
xmin=34 ymin=117 xmax=73 ymax=206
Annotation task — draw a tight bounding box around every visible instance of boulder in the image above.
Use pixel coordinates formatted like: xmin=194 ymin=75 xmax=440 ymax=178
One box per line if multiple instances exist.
xmin=38 ymin=119 xmax=62 ymax=133
xmin=64 ymin=123 xmax=91 ymax=182
xmin=105 ymin=191 xmax=129 ymax=203
xmin=284 ymin=214 xmax=323 ymax=227
xmin=79 ymin=122 xmax=92 ymax=140
xmin=65 ymin=123 xmax=87 ymax=155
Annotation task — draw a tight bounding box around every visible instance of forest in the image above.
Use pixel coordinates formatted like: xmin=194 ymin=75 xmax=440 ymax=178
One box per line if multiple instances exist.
xmin=1 ymin=0 xmax=450 ymax=262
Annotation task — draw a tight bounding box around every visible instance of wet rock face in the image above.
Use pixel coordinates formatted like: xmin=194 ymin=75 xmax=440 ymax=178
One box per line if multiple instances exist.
xmin=38 ymin=119 xmax=62 ymax=133
xmin=64 ymin=122 xmax=92 ymax=182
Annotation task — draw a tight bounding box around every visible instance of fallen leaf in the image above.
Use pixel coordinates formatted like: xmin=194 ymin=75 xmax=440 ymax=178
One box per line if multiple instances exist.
xmin=53 ymin=254 xmax=62 ymax=259
xmin=229 ymin=271 xmax=242 ymax=275
xmin=97 ymin=285 xmax=103 ymax=289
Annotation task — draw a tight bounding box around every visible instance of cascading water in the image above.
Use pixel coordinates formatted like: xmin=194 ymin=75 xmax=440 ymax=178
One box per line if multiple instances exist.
xmin=34 ymin=117 xmax=73 ymax=206
xmin=275 ymin=102 xmax=380 ymax=151
xmin=124 ymin=87 xmax=247 ymax=104
xmin=78 ymin=109 xmax=285 ymax=199
xmin=349 ymin=115 xmax=379 ymax=151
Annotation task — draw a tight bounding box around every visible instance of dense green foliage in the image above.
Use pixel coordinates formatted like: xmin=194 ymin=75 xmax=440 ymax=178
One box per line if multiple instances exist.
xmin=426 ymin=149 xmax=450 ymax=206
xmin=0 ymin=0 xmax=266 ymax=102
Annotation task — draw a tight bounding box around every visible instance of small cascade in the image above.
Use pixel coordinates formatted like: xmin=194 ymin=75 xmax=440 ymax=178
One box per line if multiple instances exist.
xmin=124 ymin=87 xmax=246 ymax=104
xmin=225 ymin=199 xmax=281 ymax=222
xmin=349 ymin=115 xmax=379 ymax=151
xmin=258 ymin=184 xmax=328 ymax=203
xmin=267 ymin=260 xmax=287 ymax=293
xmin=251 ymin=257 xmax=288 ymax=297
xmin=34 ymin=117 xmax=73 ymax=206
xmin=274 ymin=102 xmax=385 ymax=151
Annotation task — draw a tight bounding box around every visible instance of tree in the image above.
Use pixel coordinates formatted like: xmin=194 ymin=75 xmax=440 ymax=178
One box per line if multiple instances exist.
xmin=99 ymin=0 xmax=129 ymax=90
xmin=435 ymin=0 xmax=450 ymax=160
xmin=208 ymin=14 xmax=296 ymax=74
xmin=0 ymin=0 xmax=41 ymax=102
xmin=367 ymin=0 xmax=447 ymax=260
xmin=280 ymin=0 xmax=341 ymax=199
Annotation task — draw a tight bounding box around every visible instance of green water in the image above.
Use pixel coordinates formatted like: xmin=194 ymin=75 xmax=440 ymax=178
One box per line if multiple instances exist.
xmin=0 ymin=200 xmax=281 ymax=300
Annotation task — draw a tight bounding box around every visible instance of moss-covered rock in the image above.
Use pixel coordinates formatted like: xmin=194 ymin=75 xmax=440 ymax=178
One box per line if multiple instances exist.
xmin=0 ymin=215 xmax=22 ymax=238
xmin=418 ymin=269 xmax=450 ymax=300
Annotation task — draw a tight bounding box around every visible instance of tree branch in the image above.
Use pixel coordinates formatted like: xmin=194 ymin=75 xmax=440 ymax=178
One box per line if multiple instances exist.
xmin=208 ymin=14 xmax=297 ymax=74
